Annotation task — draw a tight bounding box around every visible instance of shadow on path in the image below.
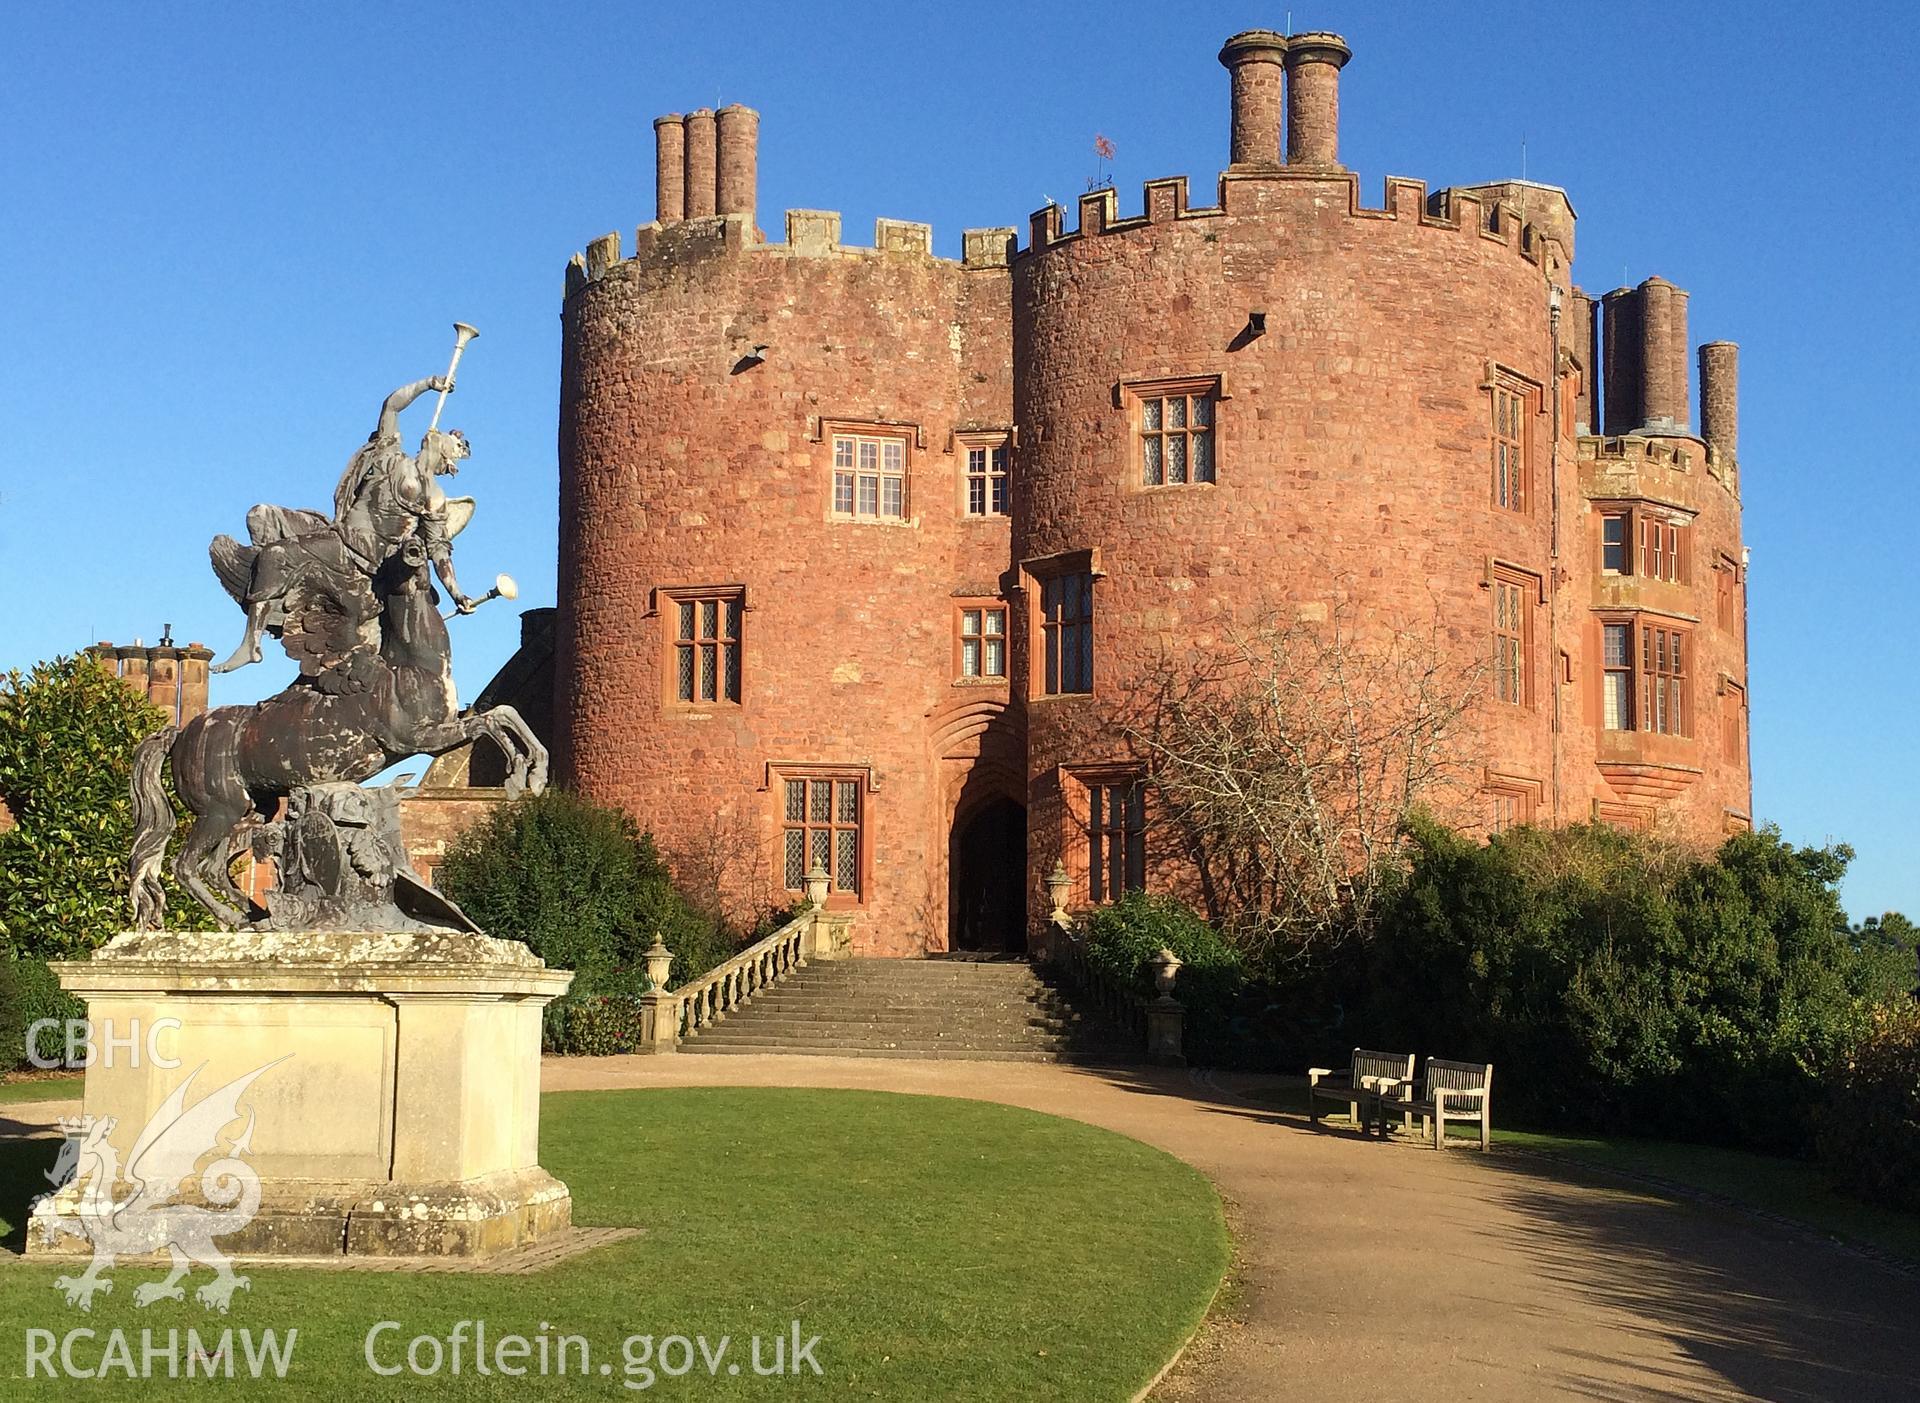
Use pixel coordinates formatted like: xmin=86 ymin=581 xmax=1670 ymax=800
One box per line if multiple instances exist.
xmin=1471 ymin=1151 xmax=1917 ymax=1402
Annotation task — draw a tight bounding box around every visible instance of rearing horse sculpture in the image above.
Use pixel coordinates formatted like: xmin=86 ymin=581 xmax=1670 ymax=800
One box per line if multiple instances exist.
xmin=127 ymin=346 xmax=544 ymax=932
xmin=130 ymin=547 xmax=545 ymax=929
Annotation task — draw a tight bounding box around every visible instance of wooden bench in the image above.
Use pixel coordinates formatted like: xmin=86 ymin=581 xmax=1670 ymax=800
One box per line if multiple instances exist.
xmin=1399 ymin=1058 xmax=1494 ymax=1150
xmin=1307 ymin=1049 xmax=1415 ymax=1133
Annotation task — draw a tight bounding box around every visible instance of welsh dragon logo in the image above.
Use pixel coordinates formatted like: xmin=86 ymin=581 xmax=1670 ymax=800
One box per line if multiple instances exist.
xmin=33 ymin=1059 xmax=284 ymax=1313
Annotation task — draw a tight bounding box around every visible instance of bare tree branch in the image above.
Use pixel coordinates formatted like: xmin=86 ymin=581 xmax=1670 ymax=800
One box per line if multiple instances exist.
xmin=1122 ymin=589 xmax=1485 ymax=966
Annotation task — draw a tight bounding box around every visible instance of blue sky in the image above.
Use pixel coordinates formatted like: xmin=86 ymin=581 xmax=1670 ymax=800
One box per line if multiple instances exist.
xmin=1 ymin=2 xmax=1913 ymax=918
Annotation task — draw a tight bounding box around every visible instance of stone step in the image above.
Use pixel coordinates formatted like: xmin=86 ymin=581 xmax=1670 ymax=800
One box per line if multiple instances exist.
xmin=802 ymin=959 xmax=1039 ymax=974
xmin=700 ymin=1006 xmax=1098 ymax=1030
xmin=670 ymin=954 xmax=1142 ymax=1064
xmin=679 ymin=1042 xmax=1127 ymax=1065
xmin=686 ymin=1021 xmax=1096 ymax=1048
xmin=683 ymin=1028 xmax=1121 ymax=1051
xmin=782 ymin=972 xmax=1045 ymax=989
xmin=735 ymin=993 xmax=1079 ymax=1015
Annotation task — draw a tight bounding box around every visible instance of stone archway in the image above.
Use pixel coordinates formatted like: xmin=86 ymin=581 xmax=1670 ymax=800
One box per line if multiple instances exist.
xmin=949 ymin=797 xmax=1028 ymax=953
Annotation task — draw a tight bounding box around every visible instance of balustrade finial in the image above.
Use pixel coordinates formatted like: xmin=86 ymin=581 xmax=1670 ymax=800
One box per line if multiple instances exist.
xmin=1149 ymin=947 xmax=1183 ymax=998
xmin=643 ymin=934 xmax=674 ymax=994
xmin=1045 ymin=860 xmax=1072 ymax=921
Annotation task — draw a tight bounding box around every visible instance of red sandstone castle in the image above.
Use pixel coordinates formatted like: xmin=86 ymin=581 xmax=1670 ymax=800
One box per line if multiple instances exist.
xmin=553 ymin=29 xmax=1752 ymax=957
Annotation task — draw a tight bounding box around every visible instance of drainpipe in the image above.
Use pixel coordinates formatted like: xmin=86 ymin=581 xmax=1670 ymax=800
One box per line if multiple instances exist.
xmin=1548 ymin=281 xmax=1563 ymax=825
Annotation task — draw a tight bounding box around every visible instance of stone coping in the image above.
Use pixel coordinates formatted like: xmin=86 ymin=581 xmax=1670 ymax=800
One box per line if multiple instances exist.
xmin=4 ymin=1226 xmax=640 ymax=1274
xmin=51 ymin=928 xmax=573 ymax=998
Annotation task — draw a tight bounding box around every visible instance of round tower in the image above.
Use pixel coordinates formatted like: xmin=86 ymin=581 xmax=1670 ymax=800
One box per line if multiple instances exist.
xmin=557 ymin=119 xmax=1022 ymax=953
xmin=1011 ymin=29 xmax=1635 ymax=909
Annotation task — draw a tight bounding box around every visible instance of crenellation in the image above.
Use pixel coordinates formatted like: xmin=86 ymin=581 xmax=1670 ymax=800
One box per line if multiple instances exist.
xmin=1078 ymin=187 xmax=1116 ymax=238
xmin=585 ymin=231 xmax=621 ymax=280
xmin=1029 ymin=203 xmax=1063 ymax=252
xmin=567 ymin=208 xmax=989 ymax=291
xmin=962 ymin=227 xmax=1017 ymax=268
xmin=1580 ymin=433 xmax=1697 ymax=474
xmin=1384 ymin=176 xmax=1427 ymax=220
xmin=875 ymin=218 xmax=932 ymax=256
xmin=1144 ymin=176 xmax=1188 ymax=224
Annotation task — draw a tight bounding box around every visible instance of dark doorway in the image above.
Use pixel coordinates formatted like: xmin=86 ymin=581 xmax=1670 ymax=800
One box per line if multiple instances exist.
xmin=950 ymin=798 xmax=1028 ymax=952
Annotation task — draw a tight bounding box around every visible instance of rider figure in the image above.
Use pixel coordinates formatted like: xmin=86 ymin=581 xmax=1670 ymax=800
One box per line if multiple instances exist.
xmin=213 ymin=377 xmax=478 ymax=676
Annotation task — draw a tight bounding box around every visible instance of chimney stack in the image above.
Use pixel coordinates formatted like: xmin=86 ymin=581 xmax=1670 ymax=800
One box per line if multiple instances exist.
xmin=1570 ymin=288 xmax=1599 ymax=435
xmin=1601 ymin=286 xmax=1642 ymax=437
xmin=1283 ymin=32 xmax=1352 ymax=168
xmin=1218 ymin=31 xmax=1288 ymax=169
xmin=179 ymin=643 xmax=211 ymax=723
xmin=654 ymin=114 xmax=686 ymax=223
xmin=1699 ymin=341 xmax=1739 ymax=461
xmin=683 ymin=108 xmax=717 ymax=218
xmin=88 ymin=637 xmax=214 ymax=725
xmin=147 ymin=644 xmax=180 ymax=718
xmin=117 ymin=645 xmax=149 ymax=699
xmin=715 ymin=104 xmax=760 ymax=226
xmin=1638 ymin=276 xmax=1690 ymax=434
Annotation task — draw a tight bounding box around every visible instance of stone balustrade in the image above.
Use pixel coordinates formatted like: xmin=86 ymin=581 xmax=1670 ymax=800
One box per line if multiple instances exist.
xmin=1039 ymin=896 xmax=1187 ymax=1066
xmin=638 ymin=873 xmax=853 ymax=1053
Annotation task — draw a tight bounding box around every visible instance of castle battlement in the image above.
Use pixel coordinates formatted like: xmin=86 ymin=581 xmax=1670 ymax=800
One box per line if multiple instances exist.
xmin=1582 ymin=434 xmax=1698 ymax=472
xmin=1580 ymin=432 xmax=1740 ymax=499
xmin=564 ymin=211 xmax=1022 ymax=297
xmin=1012 ymin=172 xmax=1568 ymax=279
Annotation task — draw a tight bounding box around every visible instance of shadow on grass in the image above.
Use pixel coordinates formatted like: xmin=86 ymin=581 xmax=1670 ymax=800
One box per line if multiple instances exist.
xmin=1472 ymin=1151 xmax=1920 ymax=1402
xmin=0 ymin=1127 xmax=63 ymax=1253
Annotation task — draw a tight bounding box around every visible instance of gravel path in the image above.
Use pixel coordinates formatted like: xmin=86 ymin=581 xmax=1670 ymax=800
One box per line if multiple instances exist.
xmin=545 ymin=1054 xmax=1920 ymax=1402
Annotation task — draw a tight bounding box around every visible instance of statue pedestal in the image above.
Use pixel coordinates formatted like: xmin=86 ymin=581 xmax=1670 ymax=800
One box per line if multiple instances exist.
xmin=27 ymin=928 xmax=573 ymax=1260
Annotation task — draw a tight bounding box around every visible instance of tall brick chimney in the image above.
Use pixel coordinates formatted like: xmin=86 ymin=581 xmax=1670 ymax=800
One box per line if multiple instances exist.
xmin=146 ymin=643 xmax=180 ymax=715
xmin=117 ymin=644 xmax=149 ymax=698
xmin=1601 ymin=286 xmax=1642 ymax=437
xmin=683 ymin=108 xmax=717 ymax=218
xmin=654 ymin=114 xmax=686 ymax=224
xmin=1638 ymin=276 xmax=1690 ymax=434
xmin=1284 ymin=32 xmax=1351 ymax=168
xmin=179 ymin=643 xmax=210 ymax=722
xmin=89 ymin=635 xmax=214 ymax=726
xmin=715 ymin=104 xmax=759 ymax=225
xmin=1218 ymin=30 xmax=1287 ymax=169
xmin=1699 ymin=340 xmax=1739 ymax=461
xmin=1571 ymin=288 xmax=1599 ymax=435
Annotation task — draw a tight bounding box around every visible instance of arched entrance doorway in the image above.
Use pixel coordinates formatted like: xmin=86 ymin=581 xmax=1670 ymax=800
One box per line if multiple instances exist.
xmin=949 ymin=797 xmax=1028 ymax=952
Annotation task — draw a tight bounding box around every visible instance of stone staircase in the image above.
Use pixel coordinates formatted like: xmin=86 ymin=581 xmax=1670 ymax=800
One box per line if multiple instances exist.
xmin=678 ymin=956 xmax=1139 ymax=1063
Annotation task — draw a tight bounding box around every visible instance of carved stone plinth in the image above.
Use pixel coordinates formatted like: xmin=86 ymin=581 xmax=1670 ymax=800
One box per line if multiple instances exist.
xmin=27 ymin=928 xmax=573 ymax=1260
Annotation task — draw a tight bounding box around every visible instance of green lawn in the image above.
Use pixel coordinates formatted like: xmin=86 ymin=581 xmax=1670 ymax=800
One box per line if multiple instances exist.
xmin=0 ymin=1074 xmax=82 ymax=1106
xmin=0 ymin=1087 xmax=1228 ymax=1400
xmin=1244 ymin=1082 xmax=1920 ymax=1264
